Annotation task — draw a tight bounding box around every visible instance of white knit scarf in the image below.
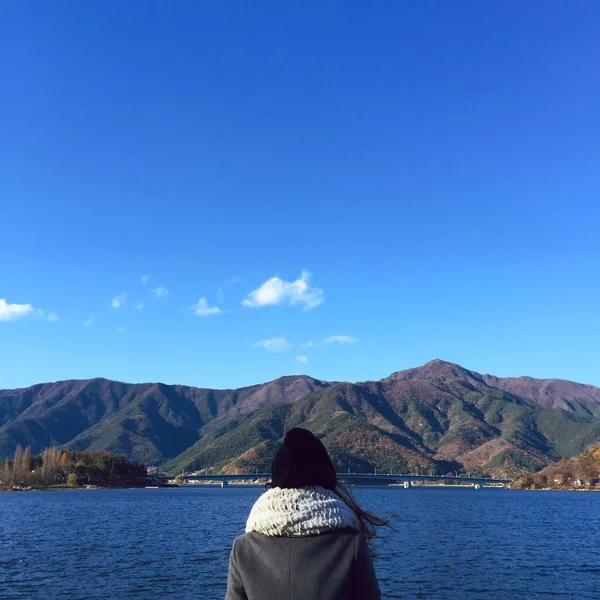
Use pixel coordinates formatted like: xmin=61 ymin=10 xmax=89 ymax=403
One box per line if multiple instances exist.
xmin=245 ymin=486 xmax=361 ymax=537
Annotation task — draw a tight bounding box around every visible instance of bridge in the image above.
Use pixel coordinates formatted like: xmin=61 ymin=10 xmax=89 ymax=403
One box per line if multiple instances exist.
xmin=160 ymin=472 xmax=511 ymax=488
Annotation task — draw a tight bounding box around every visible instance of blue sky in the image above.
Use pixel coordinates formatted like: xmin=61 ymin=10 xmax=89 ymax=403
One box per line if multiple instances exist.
xmin=1 ymin=2 xmax=600 ymax=390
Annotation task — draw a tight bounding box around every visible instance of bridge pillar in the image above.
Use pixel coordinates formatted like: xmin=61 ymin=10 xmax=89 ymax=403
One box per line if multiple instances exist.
xmin=403 ymin=481 xmax=411 ymax=489
xmin=220 ymin=480 xmax=229 ymax=488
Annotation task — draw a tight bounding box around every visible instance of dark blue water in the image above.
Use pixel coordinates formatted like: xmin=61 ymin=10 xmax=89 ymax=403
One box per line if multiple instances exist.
xmin=1 ymin=487 xmax=599 ymax=599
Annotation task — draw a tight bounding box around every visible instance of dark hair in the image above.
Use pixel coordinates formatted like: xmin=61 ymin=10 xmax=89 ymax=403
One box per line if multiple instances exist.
xmin=270 ymin=427 xmax=391 ymax=540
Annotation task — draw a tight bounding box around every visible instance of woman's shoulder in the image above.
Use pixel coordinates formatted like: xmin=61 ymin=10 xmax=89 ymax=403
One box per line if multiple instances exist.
xmin=233 ymin=526 xmax=364 ymax=553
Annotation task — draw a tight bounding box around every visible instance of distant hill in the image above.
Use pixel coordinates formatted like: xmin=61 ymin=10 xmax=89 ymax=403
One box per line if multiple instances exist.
xmin=513 ymin=445 xmax=600 ymax=489
xmin=2 ymin=360 xmax=600 ymax=477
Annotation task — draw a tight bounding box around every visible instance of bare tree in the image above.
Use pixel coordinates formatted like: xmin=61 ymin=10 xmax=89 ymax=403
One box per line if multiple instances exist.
xmin=2 ymin=458 xmax=11 ymax=485
xmin=13 ymin=444 xmax=23 ymax=477
xmin=23 ymin=446 xmax=32 ymax=472
xmin=38 ymin=447 xmax=61 ymax=485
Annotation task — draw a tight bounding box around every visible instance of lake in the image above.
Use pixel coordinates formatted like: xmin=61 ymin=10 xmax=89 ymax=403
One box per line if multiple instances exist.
xmin=1 ymin=487 xmax=599 ymax=599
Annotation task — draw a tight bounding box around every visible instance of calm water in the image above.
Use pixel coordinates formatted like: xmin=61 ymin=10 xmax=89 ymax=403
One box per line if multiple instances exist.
xmin=1 ymin=487 xmax=599 ymax=599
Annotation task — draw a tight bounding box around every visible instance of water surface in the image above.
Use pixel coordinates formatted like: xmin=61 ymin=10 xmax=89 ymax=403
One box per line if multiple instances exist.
xmin=1 ymin=487 xmax=598 ymax=599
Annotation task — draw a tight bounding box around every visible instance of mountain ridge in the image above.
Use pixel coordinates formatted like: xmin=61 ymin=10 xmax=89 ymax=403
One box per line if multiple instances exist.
xmin=2 ymin=360 xmax=600 ymax=477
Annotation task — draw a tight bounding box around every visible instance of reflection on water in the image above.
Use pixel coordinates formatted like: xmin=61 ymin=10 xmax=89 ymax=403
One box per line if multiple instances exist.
xmin=1 ymin=487 xmax=599 ymax=599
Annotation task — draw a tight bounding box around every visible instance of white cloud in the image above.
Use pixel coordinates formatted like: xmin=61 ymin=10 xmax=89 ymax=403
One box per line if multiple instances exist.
xmin=83 ymin=318 xmax=93 ymax=327
xmin=252 ymin=337 xmax=292 ymax=353
xmin=141 ymin=275 xmax=150 ymax=284
xmin=111 ymin=294 xmax=126 ymax=308
xmin=299 ymin=340 xmax=317 ymax=349
xmin=116 ymin=327 xmax=126 ymax=333
xmin=0 ymin=299 xmax=59 ymax=323
xmin=242 ymin=270 xmax=324 ymax=310
xmin=190 ymin=298 xmax=221 ymax=317
xmin=228 ymin=272 xmax=261 ymax=286
xmin=135 ymin=302 xmax=144 ymax=310
xmin=296 ymin=355 xmax=309 ymax=364
xmin=324 ymin=335 xmax=357 ymax=344
xmin=151 ymin=285 xmax=169 ymax=298
xmin=0 ymin=298 xmax=38 ymax=321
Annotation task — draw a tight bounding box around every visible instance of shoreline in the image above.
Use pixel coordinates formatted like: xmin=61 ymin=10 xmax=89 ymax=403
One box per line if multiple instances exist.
xmin=3 ymin=482 xmax=599 ymax=493
xmin=0 ymin=484 xmax=139 ymax=492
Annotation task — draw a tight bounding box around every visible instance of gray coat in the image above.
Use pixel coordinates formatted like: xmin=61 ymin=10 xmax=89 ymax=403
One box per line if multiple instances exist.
xmin=225 ymin=527 xmax=381 ymax=600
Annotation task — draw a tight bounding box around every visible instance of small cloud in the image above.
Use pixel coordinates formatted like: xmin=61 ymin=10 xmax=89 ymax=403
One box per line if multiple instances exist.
xmin=217 ymin=287 xmax=225 ymax=303
xmin=135 ymin=302 xmax=144 ymax=310
xmin=296 ymin=355 xmax=309 ymax=364
xmin=252 ymin=337 xmax=292 ymax=353
xmin=227 ymin=272 xmax=261 ymax=286
xmin=111 ymin=294 xmax=126 ymax=308
xmin=0 ymin=298 xmax=38 ymax=322
xmin=324 ymin=335 xmax=357 ymax=344
xmin=190 ymin=298 xmax=221 ymax=317
xmin=242 ymin=270 xmax=324 ymax=310
xmin=83 ymin=318 xmax=93 ymax=327
xmin=116 ymin=327 xmax=126 ymax=333
xmin=141 ymin=275 xmax=150 ymax=284
xmin=151 ymin=285 xmax=169 ymax=299
xmin=299 ymin=340 xmax=317 ymax=349
xmin=47 ymin=312 xmax=59 ymax=322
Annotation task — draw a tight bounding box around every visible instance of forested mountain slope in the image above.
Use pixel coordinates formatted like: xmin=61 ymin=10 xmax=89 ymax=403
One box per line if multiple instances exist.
xmin=2 ymin=360 xmax=600 ymax=477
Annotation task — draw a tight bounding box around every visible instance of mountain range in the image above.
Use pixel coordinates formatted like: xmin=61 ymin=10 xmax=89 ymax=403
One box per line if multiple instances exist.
xmin=2 ymin=359 xmax=600 ymax=477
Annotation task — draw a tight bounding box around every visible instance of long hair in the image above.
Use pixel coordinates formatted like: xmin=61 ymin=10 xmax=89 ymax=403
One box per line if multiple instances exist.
xmin=270 ymin=428 xmax=393 ymax=540
xmin=334 ymin=480 xmax=393 ymax=540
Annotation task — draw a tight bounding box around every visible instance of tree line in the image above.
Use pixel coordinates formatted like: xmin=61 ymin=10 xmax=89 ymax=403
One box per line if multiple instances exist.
xmin=1 ymin=445 xmax=147 ymax=489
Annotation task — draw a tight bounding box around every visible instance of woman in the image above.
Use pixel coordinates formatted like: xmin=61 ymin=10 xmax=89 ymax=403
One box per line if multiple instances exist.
xmin=225 ymin=428 xmax=388 ymax=600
